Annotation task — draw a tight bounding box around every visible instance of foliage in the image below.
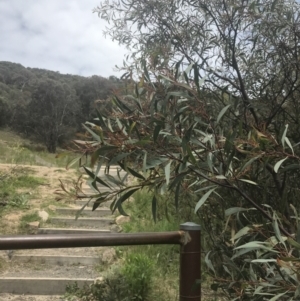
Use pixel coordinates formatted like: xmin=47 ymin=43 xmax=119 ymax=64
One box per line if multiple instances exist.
xmin=65 ymin=254 xmax=155 ymax=301
xmin=24 ymin=79 xmax=79 ymax=153
xmin=208 ymin=207 xmax=300 ymax=300
xmin=0 ymin=61 xmax=120 ymax=152
xmin=122 ymin=253 xmax=154 ymax=300
xmin=62 ymin=0 xmax=300 ymax=299
xmin=0 ymin=168 xmax=43 ymax=208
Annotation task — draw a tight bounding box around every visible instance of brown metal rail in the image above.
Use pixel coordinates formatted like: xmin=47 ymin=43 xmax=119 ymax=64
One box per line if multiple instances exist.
xmin=0 ymin=222 xmax=201 ymax=301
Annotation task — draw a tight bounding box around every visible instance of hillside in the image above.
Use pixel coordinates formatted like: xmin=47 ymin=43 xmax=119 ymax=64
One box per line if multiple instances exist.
xmin=0 ymin=61 xmax=121 ymax=153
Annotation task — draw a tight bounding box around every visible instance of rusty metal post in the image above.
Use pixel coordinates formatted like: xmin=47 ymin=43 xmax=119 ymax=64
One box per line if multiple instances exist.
xmin=179 ymin=222 xmax=201 ymax=301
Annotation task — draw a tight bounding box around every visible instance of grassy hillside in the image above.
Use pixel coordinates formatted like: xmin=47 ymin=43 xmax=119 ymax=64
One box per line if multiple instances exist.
xmin=0 ymin=127 xmax=76 ymax=167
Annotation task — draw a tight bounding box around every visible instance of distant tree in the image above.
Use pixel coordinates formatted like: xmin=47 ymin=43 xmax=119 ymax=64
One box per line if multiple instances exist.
xmin=26 ymin=79 xmax=79 ymax=153
xmin=75 ymin=75 xmax=116 ymax=124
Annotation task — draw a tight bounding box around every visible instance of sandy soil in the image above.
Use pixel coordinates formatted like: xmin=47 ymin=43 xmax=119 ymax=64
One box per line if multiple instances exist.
xmin=0 ymin=163 xmax=80 ymax=234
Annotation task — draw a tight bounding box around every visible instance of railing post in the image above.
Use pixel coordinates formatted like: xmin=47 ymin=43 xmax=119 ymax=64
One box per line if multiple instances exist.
xmin=179 ymin=222 xmax=201 ymax=301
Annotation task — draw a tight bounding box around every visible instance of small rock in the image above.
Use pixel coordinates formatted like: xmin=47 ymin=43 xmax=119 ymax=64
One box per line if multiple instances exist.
xmin=38 ymin=210 xmax=49 ymax=222
xmin=26 ymin=221 xmax=40 ymax=234
xmin=110 ymin=224 xmax=122 ymax=233
xmin=94 ymin=276 xmax=104 ymax=284
xmin=48 ymin=205 xmax=56 ymax=211
xmin=101 ymin=248 xmax=116 ymax=264
xmin=115 ymin=215 xmax=130 ymax=225
xmin=27 ymin=221 xmax=40 ymax=228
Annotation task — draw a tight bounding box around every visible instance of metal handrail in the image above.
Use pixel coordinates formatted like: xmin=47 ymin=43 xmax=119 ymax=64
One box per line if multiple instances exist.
xmin=0 ymin=222 xmax=201 ymax=301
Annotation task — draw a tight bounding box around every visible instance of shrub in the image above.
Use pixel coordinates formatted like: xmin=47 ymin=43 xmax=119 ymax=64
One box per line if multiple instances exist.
xmin=65 ymin=253 xmax=155 ymax=301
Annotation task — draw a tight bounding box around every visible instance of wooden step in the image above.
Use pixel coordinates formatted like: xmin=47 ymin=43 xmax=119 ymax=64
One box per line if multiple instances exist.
xmin=0 ymin=277 xmax=94 ymax=295
xmin=55 ymin=207 xmax=111 ymax=217
xmin=11 ymin=255 xmax=100 ymax=265
xmin=50 ymin=217 xmax=115 ymax=228
xmin=38 ymin=227 xmax=110 ymax=234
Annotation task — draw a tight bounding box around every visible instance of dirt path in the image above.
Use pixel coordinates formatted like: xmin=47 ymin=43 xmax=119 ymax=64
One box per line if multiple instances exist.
xmin=0 ymin=163 xmax=112 ymax=300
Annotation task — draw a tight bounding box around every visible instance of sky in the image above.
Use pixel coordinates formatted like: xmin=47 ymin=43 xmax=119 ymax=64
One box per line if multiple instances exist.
xmin=0 ymin=1 xmax=128 ymax=78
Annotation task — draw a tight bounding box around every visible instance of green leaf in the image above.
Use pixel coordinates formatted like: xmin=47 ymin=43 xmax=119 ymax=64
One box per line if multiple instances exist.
xmin=82 ymin=123 xmax=101 ymax=142
xmin=95 ymin=109 xmax=106 ymax=128
xmin=109 ymin=152 xmax=130 ymax=165
xmin=127 ymin=167 xmax=145 ymax=180
xmin=240 ymin=155 xmax=261 ymax=173
xmin=83 ymin=166 xmax=111 ymax=189
xmin=287 ymin=238 xmax=300 ymax=249
xmin=238 ymin=179 xmax=258 ymax=185
xmin=281 ymin=124 xmax=288 ymax=147
xmin=112 ymin=188 xmax=140 ymax=214
xmin=165 ymin=160 xmax=172 ymax=185
xmin=104 ymin=173 xmax=126 ymax=187
xmin=216 ymin=105 xmax=231 ymax=125
xmin=66 ymin=155 xmax=82 ymax=170
xmin=204 ymin=251 xmax=216 ymax=275
xmin=274 ymin=157 xmax=288 ymax=173
xmin=113 ymin=95 xmax=132 ymax=112
xmin=231 ymin=247 xmax=257 ymax=260
xmin=90 ymin=146 xmax=118 ymax=167
xmin=269 ymin=292 xmax=289 ymax=301
xmin=195 ymin=187 xmax=217 ymax=213
xmin=280 ymin=164 xmax=300 ymax=172
xmin=234 ymin=241 xmax=277 ymax=253
xmin=285 ymin=137 xmax=294 ymax=155
xmin=225 ymin=207 xmax=254 ymax=216
xmin=231 ymin=226 xmax=252 ymax=242
xmin=142 ymin=151 xmax=147 ymax=174
xmin=207 ymin=152 xmax=213 ymax=173
xmin=146 ymin=157 xmax=169 ymax=169
xmin=251 ymin=259 xmax=276 ymax=263
xmin=174 ymin=56 xmax=184 ymax=80
xmin=92 ymin=196 xmax=108 ymax=211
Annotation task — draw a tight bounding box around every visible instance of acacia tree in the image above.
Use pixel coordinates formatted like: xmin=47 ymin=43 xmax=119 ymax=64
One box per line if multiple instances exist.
xmin=62 ymin=0 xmax=300 ymax=299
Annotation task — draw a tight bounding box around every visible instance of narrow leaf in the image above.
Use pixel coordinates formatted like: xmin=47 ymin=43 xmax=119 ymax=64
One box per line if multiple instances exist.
xmin=195 ymin=188 xmax=217 ymax=213
xmin=216 ymin=105 xmax=231 ymax=125
xmin=165 ymin=160 xmax=172 ymax=185
xmin=205 ymin=251 xmax=216 ymax=275
xmin=82 ymin=123 xmax=101 ymax=142
xmin=281 ymin=124 xmax=288 ymax=147
xmin=83 ymin=166 xmax=111 ymax=189
xmin=238 ymin=179 xmax=258 ymax=185
xmin=285 ymin=137 xmax=294 ymax=155
xmin=274 ymin=157 xmax=288 ymax=173
xmin=225 ymin=207 xmax=255 ymax=216
xmin=92 ymin=196 xmax=108 ymax=211
xmin=127 ymin=167 xmax=145 ymax=180
xmin=240 ymin=155 xmax=261 ymax=173
xmin=112 ymin=188 xmax=140 ymax=214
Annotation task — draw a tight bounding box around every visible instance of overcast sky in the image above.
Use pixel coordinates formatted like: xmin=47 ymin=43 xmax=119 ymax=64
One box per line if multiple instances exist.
xmin=0 ymin=1 xmax=128 ymax=78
